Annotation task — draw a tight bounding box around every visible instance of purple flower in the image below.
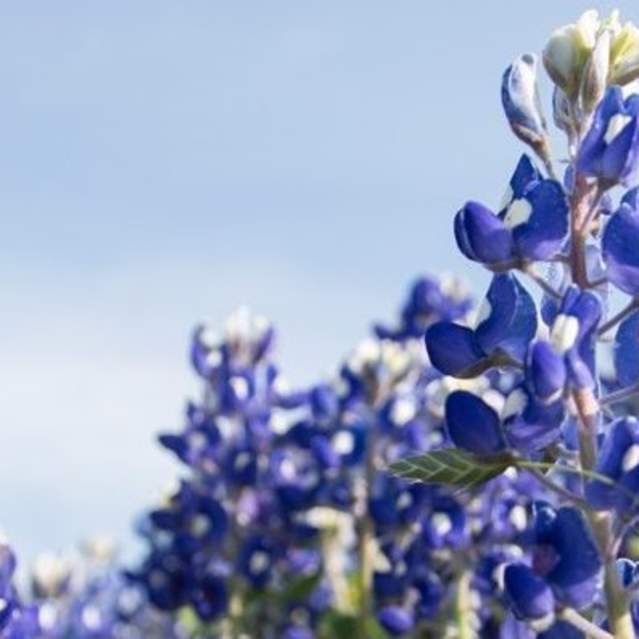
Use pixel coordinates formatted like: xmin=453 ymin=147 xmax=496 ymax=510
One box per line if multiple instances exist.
xmin=454 ymin=200 xmax=515 ymax=264
xmin=502 ymin=386 xmax=565 ymax=452
xmin=426 ymin=274 xmax=537 ymax=376
xmin=377 ymin=605 xmax=415 ymax=636
xmin=445 ymin=391 xmax=506 ymax=455
xmin=375 ymin=275 xmax=472 ymax=339
xmin=504 ymin=563 xmax=555 ymax=625
xmin=548 ymin=287 xmax=602 ymax=389
xmin=531 ymin=503 xmax=601 ymax=610
xmin=578 ymin=86 xmax=639 ymax=185
xmin=603 ymin=188 xmax=639 ymax=294
xmin=586 ymin=418 xmax=639 ymax=511
xmin=424 ymin=322 xmax=487 ymax=377
xmin=615 ymin=310 xmax=639 ymax=387
xmin=454 ymin=156 xmax=568 ymax=265
xmin=501 ymin=54 xmax=548 ymax=150
xmin=525 ymin=341 xmax=567 ymax=404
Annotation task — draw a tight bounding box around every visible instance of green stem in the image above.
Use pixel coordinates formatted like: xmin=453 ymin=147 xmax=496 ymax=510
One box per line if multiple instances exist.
xmin=572 ymin=363 xmax=634 ymax=639
xmin=559 ymin=608 xmax=613 ymax=639
xmin=569 ymin=175 xmax=636 ymax=638
xmin=357 ymin=408 xmax=378 ymax=638
xmin=454 ymin=570 xmax=475 ymax=639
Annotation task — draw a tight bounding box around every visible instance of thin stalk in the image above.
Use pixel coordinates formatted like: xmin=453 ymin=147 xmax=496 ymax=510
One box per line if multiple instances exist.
xmin=598 ymin=299 xmax=639 ymax=336
xmin=568 ymin=173 xmax=636 ymax=638
xmin=569 ymin=175 xmax=597 ymax=289
xmin=522 ymin=265 xmax=562 ymax=299
xmin=356 ymin=408 xmax=377 ymax=638
xmin=524 ymin=466 xmax=592 ymax=511
xmin=454 ymin=570 xmax=475 ymax=639
xmin=600 ymin=382 xmax=639 ymax=407
xmin=559 ymin=608 xmax=614 ymax=639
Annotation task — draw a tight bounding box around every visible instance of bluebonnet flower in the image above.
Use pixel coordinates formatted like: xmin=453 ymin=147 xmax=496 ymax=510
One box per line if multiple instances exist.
xmin=525 ymin=341 xmax=567 ymax=404
xmin=0 ymin=544 xmax=40 ymax=639
xmin=377 ymin=605 xmax=414 ymax=636
xmin=545 ymin=287 xmax=602 ymax=389
xmin=445 ymin=386 xmax=565 ymax=455
xmin=454 ymin=155 xmax=568 ymax=266
xmin=29 ymin=540 xmax=187 ymax=639
xmin=615 ymin=309 xmax=639 ymax=387
xmin=390 ymin=11 xmax=639 ymax=635
xmin=426 ymin=273 xmax=536 ymax=376
xmin=445 ymin=390 xmax=506 ymax=455
xmin=504 ymin=563 xmax=555 ymax=629
xmin=503 ymin=504 xmax=601 ymax=618
xmin=586 ymin=418 xmax=639 ymax=511
xmin=374 ymin=275 xmax=471 ymax=340
xmin=502 ymin=54 xmax=549 ymax=154
xmin=578 ymin=86 xmax=639 ymax=185
xmin=129 ymin=309 xmax=333 ymax=637
xmin=603 ymin=187 xmax=639 ymax=294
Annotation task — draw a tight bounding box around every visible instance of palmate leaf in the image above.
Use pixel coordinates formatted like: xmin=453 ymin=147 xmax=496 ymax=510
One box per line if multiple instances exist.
xmin=389 ymin=449 xmax=513 ymax=491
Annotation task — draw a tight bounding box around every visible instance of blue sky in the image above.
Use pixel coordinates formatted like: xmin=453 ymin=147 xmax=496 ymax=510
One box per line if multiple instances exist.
xmin=1 ymin=2 xmax=633 ymax=561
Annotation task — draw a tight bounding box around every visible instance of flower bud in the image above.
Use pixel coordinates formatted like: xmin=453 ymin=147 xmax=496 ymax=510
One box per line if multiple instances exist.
xmin=577 ymin=86 xmax=639 ymax=185
xmin=580 ymin=29 xmax=610 ymax=115
xmin=610 ymin=20 xmax=639 ymax=85
xmin=502 ymin=54 xmax=548 ymax=149
xmin=543 ymin=10 xmax=599 ymax=97
xmin=552 ymin=87 xmax=574 ymax=135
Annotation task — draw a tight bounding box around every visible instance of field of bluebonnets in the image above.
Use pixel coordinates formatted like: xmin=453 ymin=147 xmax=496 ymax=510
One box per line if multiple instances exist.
xmin=9 ymin=7 xmax=639 ymax=639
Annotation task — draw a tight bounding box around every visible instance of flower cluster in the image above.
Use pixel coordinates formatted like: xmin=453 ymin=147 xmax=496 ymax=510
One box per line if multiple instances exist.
xmin=127 ymin=274 xmax=583 ymax=638
xmin=25 ymin=540 xmax=185 ymax=639
xmin=9 ymin=8 xmax=639 ymax=639
xmin=0 ymin=543 xmax=40 ymax=639
xmin=128 ymin=307 xmax=336 ymax=638
xmin=403 ymin=8 xmax=639 ymax=638
xmin=129 ymin=276 xmax=560 ymax=638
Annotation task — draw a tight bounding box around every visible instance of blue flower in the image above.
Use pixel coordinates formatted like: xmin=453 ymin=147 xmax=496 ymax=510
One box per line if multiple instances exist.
xmin=445 ymin=386 xmax=564 ymax=455
xmin=617 ymin=558 xmax=639 ymax=588
xmin=282 ymin=625 xmax=314 ymax=639
xmin=454 ymin=156 xmax=568 ymax=265
xmin=191 ymin=573 xmax=229 ymax=621
xmin=237 ymin=536 xmax=277 ymax=589
xmin=502 ymin=386 xmax=565 ymax=452
xmin=445 ymin=391 xmax=507 ymax=455
xmin=454 ymin=200 xmax=515 ymax=264
xmin=603 ymin=187 xmax=639 ymax=294
xmin=531 ymin=504 xmax=601 ymax=610
xmin=504 ymin=563 xmax=555 ymax=625
xmin=421 ymin=496 xmax=468 ymax=550
xmin=615 ymin=310 xmax=639 ymax=387
xmin=426 ymin=273 xmax=537 ymax=376
xmin=586 ymin=418 xmax=639 ymax=511
xmin=375 ymin=276 xmax=472 ymax=339
xmin=424 ymin=321 xmax=487 ymax=377
xmin=377 ymin=605 xmax=415 ymax=636
xmin=547 ymin=287 xmax=602 ymax=389
xmin=502 ymin=54 xmax=548 ymax=151
xmin=578 ymin=86 xmax=639 ymax=185
xmin=525 ymin=341 xmax=567 ymax=405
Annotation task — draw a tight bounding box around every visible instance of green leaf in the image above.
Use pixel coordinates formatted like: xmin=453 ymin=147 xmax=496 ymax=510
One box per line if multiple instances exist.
xmin=318 ymin=611 xmax=359 ymax=639
xmin=277 ymin=571 xmax=322 ymax=604
xmin=389 ymin=449 xmax=513 ymax=491
xmin=365 ymin=617 xmax=389 ymax=639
